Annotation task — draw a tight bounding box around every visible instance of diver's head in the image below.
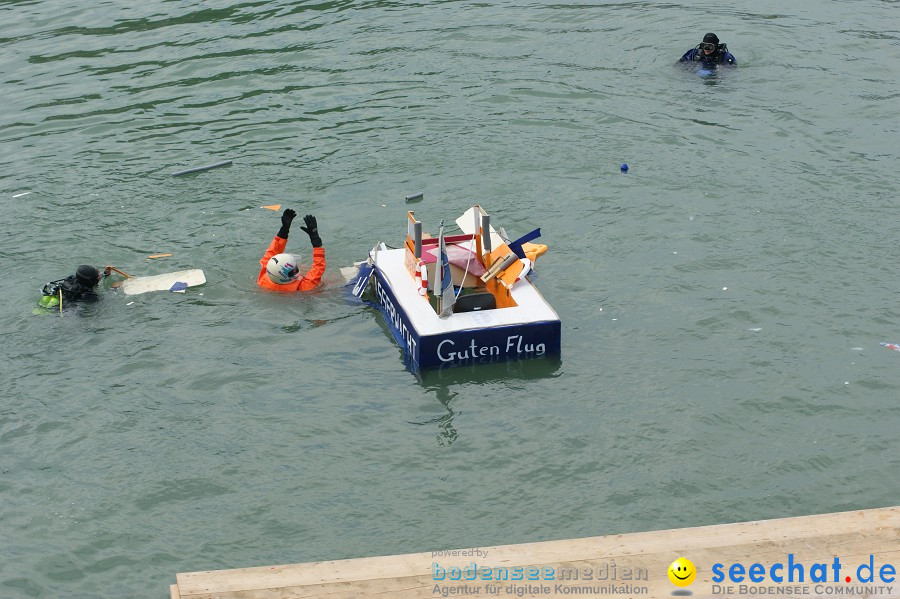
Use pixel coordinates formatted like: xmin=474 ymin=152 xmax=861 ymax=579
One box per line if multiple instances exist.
xmin=700 ymin=32 xmax=720 ymax=55
xmin=266 ymin=253 xmax=301 ymax=284
xmin=75 ymin=265 xmax=101 ymax=288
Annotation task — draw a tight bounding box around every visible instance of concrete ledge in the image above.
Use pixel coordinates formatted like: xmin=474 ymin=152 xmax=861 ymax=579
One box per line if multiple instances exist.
xmin=171 ymin=506 xmax=900 ymax=598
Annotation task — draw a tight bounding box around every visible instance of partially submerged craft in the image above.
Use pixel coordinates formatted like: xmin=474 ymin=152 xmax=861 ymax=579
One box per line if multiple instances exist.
xmin=348 ymin=206 xmax=560 ymax=372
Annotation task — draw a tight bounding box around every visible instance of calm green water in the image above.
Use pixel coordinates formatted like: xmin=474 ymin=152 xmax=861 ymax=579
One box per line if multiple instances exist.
xmin=2 ymin=1 xmax=899 ymax=597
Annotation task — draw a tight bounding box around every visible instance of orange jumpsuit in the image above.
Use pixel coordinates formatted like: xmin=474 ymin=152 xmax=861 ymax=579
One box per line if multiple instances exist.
xmin=257 ymin=235 xmax=326 ymax=292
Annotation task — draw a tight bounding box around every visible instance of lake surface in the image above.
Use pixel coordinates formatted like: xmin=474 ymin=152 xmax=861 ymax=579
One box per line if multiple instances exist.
xmin=2 ymin=1 xmax=899 ymax=597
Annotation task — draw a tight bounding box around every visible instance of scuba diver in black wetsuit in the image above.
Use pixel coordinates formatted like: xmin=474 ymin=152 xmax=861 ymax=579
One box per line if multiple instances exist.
xmin=35 ymin=265 xmax=117 ymax=314
xmin=678 ymin=32 xmax=737 ymax=67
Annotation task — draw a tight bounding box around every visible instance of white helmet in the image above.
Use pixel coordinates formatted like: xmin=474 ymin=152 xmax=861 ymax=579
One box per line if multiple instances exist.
xmin=266 ymin=253 xmax=301 ymax=284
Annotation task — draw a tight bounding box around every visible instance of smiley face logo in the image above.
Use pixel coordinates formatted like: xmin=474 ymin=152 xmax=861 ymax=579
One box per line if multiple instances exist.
xmin=668 ymin=557 xmax=696 ymax=587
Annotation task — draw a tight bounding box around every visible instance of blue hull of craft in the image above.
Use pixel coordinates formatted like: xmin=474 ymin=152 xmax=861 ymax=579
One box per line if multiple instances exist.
xmin=371 ymin=266 xmax=561 ymax=372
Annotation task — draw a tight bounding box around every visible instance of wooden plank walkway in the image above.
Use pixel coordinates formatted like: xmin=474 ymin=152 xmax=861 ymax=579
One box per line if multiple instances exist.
xmin=170 ymin=506 xmax=900 ymax=599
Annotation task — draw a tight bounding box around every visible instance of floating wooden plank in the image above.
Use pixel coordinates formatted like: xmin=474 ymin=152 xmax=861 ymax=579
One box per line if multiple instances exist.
xmin=171 ymin=506 xmax=900 ymax=599
xmin=120 ymin=269 xmax=206 ymax=295
xmin=172 ymin=160 xmax=233 ymax=177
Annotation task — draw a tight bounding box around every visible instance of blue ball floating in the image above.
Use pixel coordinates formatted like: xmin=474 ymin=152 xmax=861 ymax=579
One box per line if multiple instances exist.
xmin=620 ymin=163 xmax=629 ymax=172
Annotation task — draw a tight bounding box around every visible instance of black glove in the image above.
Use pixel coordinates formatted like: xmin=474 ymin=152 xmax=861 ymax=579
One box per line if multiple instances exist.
xmin=300 ymin=214 xmax=322 ymax=248
xmin=277 ymin=209 xmax=296 ymax=239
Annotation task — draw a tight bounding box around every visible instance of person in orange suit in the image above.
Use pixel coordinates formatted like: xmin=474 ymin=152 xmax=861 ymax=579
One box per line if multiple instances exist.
xmin=257 ymin=209 xmax=325 ymax=292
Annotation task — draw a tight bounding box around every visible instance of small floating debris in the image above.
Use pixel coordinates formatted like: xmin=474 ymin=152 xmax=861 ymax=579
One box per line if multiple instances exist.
xmin=169 ymin=282 xmax=188 ymax=293
xmin=148 ymin=253 xmax=173 ymax=259
xmin=172 ymin=160 xmax=233 ymax=177
xmin=405 ymin=192 xmax=424 ymax=203
xmin=880 ymin=342 xmax=900 ymax=351
xmin=12 ymin=191 xmax=31 ymax=198
xmin=749 ymin=328 xmax=761 ymax=332
xmin=262 ymin=204 xmax=282 ymax=211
